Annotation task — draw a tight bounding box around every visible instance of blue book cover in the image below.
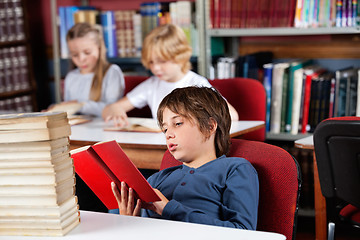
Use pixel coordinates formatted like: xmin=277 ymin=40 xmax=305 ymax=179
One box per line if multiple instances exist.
xmin=263 ymin=63 xmax=273 ymax=132
xmin=100 ymin=11 xmax=118 ymax=58
xmin=59 ymin=7 xmax=68 ymax=58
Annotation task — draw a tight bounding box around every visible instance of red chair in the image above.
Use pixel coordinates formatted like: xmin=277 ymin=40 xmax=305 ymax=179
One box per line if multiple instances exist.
xmin=160 ymin=139 xmax=301 ymax=240
xmin=124 ymin=75 xmax=152 ymax=118
xmin=313 ymin=116 xmax=360 ymax=240
xmin=211 ymin=78 xmax=266 ymax=141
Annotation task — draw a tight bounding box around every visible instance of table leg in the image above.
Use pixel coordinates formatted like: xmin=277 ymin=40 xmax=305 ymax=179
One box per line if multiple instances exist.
xmin=313 ymin=152 xmax=327 ymax=240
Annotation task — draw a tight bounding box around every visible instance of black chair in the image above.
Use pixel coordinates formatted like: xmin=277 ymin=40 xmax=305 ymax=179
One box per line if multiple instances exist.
xmin=313 ymin=116 xmax=360 ymax=240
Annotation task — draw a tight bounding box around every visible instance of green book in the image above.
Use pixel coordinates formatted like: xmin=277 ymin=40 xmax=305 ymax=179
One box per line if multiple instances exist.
xmin=284 ymin=60 xmax=313 ymax=133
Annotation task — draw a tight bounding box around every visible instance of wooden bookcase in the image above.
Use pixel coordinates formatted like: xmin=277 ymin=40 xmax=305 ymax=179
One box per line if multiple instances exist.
xmin=0 ymin=0 xmax=37 ymax=112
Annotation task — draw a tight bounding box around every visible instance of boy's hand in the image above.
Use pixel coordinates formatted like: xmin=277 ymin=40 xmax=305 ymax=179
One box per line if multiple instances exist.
xmin=102 ymin=102 xmax=129 ymax=127
xmin=111 ymin=181 xmax=141 ymax=216
xmin=141 ymin=189 xmax=169 ymax=216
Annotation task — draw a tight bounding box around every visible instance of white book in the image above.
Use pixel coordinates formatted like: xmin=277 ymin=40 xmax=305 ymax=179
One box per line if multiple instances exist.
xmin=290 ymin=68 xmax=304 ymax=134
xmin=0 ymin=195 xmax=77 ymax=217
xmin=270 ymin=63 xmax=289 ymax=133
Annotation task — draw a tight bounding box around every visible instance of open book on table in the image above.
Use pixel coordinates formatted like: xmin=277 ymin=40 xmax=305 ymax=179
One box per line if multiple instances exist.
xmin=70 ymin=140 xmax=160 ymax=210
xmin=46 ymin=102 xmax=92 ymax=125
xmin=104 ymin=117 xmax=162 ymax=133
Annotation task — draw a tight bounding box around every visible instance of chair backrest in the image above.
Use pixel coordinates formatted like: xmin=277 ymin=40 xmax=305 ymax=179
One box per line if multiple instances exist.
xmin=124 ymin=75 xmax=152 ymax=118
xmin=210 ymin=78 xmax=266 ymax=141
xmin=160 ymin=139 xmax=301 ymax=240
xmin=313 ymin=116 xmax=360 ymax=209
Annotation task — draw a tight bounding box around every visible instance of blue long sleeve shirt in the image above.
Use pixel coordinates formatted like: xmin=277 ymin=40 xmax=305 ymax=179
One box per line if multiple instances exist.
xmin=142 ymin=155 xmax=259 ymax=230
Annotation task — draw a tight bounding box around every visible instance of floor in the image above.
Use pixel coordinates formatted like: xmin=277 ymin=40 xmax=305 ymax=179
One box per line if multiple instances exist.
xmin=295 ymin=216 xmax=360 ymax=240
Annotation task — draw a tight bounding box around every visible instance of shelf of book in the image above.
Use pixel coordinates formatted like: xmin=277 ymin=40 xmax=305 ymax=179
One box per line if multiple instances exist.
xmin=208 ymin=26 xmax=360 ymax=37
xmin=0 ymin=0 xmax=38 ymax=113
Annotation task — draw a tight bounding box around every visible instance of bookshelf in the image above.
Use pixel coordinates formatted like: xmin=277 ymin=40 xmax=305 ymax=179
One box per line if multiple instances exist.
xmin=0 ymin=0 xmax=37 ymax=112
xmin=197 ymin=0 xmax=360 ymax=78
xmin=196 ymin=0 xmax=360 ymax=142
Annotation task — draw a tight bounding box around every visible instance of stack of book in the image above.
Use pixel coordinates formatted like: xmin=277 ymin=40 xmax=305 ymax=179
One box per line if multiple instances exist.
xmin=0 ymin=112 xmax=80 ymax=236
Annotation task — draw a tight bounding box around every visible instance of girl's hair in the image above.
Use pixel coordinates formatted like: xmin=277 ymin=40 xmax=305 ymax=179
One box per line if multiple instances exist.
xmin=141 ymin=24 xmax=192 ymax=73
xmin=157 ymin=86 xmax=231 ymax=157
xmin=66 ymin=22 xmax=110 ymax=101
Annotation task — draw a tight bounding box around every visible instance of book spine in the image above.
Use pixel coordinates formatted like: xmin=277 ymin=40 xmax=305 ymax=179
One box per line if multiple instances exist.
xmin=4 ymin=0 xmax=16 ymax=42
xmin=3 ymin=47 xmax=13 ymax=93
xmin=11 ymin=0 xmax=24 ymax=41
xmin=16 ymin=45 xmax=29 ymax=90
xmin=101 ymin=11 xmax=118 ymax=58
xmin=346 ymin=0 xmax=352 ymax=26
xmin=0 ymin=1 xmax=6 ymax=42
xmin=263 ymin=64 xmax=273 ymax=132
xmin=133 ymin=13 xmax=142 ymax=57
xmin=0 ymin=49 xmax=5 ymax=93
xmin=328 ymin=76 xmax=336 ymax=118
xmin=342 ymin=0 xmax=347 ymax=26
xmin=352 ymin=0 xmax=358 ymax=26
xmin=280 ymin=67 xmax=289 ymax=132
xmin=336 ymin=0 xmax=343 ymax=27
xmin=290 ymin=68 xmax=304 ymax=134
xmin=9 ymin=46 xmax=21 ymax=91
xmin=58 ymin=6 xmax=68 ymax=58
xmin=301 ymin=73 xmax=314 ymax=133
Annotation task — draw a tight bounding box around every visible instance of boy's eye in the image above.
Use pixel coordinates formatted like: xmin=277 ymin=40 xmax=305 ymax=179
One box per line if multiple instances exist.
xmin=175 ymin=122 xmax=183 ymax=127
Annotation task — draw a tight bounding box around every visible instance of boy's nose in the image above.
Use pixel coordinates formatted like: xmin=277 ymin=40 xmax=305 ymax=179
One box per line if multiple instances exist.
xmin=166 ymin=130 xmax=174 ymax=139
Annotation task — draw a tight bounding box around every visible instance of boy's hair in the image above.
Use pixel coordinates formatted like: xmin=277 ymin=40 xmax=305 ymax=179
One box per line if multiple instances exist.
xmin=66 ymin=23 xmax=110 ymax=101
xmin=157 ymin=86 xmax=231 ymax=157
xmin=141 ymin=24 xmax=192 ymax=73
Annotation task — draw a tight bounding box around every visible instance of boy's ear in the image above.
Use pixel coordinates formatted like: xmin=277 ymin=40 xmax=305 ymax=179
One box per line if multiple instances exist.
xmin=209 ymin=118 xmax=218 ymax=134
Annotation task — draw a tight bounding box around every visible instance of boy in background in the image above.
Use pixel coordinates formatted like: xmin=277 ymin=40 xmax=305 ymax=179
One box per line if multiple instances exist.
xmin=102 ymin=24 xmax=238 ymax=126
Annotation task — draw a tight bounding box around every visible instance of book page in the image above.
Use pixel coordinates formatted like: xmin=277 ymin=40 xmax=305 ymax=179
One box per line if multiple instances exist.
xmin=103 ymin=117 xmax=161 ymax=132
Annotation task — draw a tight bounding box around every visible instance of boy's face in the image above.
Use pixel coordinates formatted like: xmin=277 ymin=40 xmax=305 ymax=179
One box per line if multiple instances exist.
xmin=161 ymin=107 xmax=217 ymax=168
xmin=148 ymin=52 xmax=184 ymax=82
xmin=68 ymin=35 xmax=99 ymax=74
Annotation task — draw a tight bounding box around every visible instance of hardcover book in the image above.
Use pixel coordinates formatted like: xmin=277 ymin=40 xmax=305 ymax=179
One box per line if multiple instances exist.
xmin=71 ymin=140 xmax=160 ymax=210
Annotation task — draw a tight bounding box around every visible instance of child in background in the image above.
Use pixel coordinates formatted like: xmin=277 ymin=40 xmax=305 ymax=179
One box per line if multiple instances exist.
xmin=56 ymin=22 xmax=125 ymax=117
xmin=111 ymin=86 xmax=259 ymax=230
xmin=102 ymin=24 xmax=238 ymax=126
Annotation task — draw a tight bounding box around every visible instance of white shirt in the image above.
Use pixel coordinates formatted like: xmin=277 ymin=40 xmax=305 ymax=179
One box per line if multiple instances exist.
xmin=127 ymin=71 xmax=212 ymax=118
xmin=64 ymin=64 xmax=125 ymax=117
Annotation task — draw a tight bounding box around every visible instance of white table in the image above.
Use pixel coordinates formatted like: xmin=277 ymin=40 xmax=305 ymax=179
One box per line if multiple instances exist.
xmin=70 ymin=118 xmax=265 ymax=170
xmin=70 ymin=118 xmax=265 ymax=146
xmin=0 ymin=211 xmax=285 ymax=240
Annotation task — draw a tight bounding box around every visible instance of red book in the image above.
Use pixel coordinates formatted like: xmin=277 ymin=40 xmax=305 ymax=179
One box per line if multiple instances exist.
xmin=71 ymin=140 xmax=160 ymax=210
xmin=301 ymin=67 xmax=326 ymax=134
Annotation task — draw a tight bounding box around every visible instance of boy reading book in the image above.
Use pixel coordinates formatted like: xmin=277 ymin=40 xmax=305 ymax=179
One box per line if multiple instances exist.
xmin=111 ymin=86 xmax=259 ymax=230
